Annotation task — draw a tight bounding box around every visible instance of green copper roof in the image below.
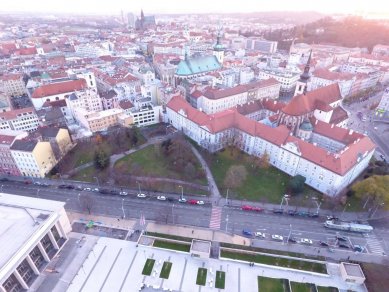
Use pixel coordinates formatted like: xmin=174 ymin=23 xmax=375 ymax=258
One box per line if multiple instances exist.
xmin=176 ymin=55 xmax=221 ymax=76
xmin=300 ymin=120 xmax=313 ymax=131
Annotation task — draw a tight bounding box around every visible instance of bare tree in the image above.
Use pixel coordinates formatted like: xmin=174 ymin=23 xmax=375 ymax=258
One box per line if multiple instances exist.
xmin=80 ymin=194 xmax=95 ymax=214
xmin=224 ymin=165 xmax=248 ymax=189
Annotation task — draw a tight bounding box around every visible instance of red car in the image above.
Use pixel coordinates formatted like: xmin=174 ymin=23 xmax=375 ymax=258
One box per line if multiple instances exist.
xmin=242 ymin=205 xmax=263 ymax=212
xmin=188 ymin=199 xmax=198 ymax=205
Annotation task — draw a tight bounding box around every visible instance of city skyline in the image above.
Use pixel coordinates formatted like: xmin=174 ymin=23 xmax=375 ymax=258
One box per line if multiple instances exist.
xmin=1 ymin=0 xmax=389 ymax=17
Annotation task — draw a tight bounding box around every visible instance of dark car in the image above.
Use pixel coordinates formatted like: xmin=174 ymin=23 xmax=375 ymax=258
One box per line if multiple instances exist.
xmin=308 ymin=212 xmax=319 ymax=218
xmin=167 ymin=197 xmax=175 ymax=202
xmin=336 ymin=235 xmax=348 ymax=242
xmin=0 ymin=177 xmax=9 ymax=182
xmin=242 ymin=229 xmax=253 ymax=237
xmin=288 ymin=210 xmax=297 ymax=216
xmin=110 ymin=190 xmax=120 ymax=195
xmin=353 ymin=245 xmax=364 ymax=252
xmin=99 ymin=189 xmax=111 ymax=194
xmin=273 ymin=208 xmax=284 ymax=214
xmin=320 ymin=241 xmax=329 ymax=247
xmin=58 ymin=184 xmax=68 ymax=189
xmin=338 ymin=243 xmax=350 ymax=249
xmin=24 ymin=180 xmax=32 ymax=185
xmin=288 ymin=237 xmax=297 ymax=243
xmin=297 ymin=211 xmax=309 ymax=217
xmin=65 ymin=185 xmax=75 ymax=189
xmin=327 ymin=215 xmax=339 ymax=221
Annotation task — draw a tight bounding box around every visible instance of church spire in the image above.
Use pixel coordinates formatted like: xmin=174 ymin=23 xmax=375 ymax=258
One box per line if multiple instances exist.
xmin=300 ymin=49 xmax=312 ymax=82
xmin=141 ymin=9 xmax=144 ymax=19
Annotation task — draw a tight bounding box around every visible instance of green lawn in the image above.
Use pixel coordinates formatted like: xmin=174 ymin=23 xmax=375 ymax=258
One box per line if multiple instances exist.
xmin=114 ymin=145 xmax=207 ymax=185
xmin=290 ymin=282 xmax=311 ymax=292
xmin=147 ymin=232 xmax=193 ymax=242
xmin=317 ymin=287 xmax=339 ymax=292
xmin=257 ymin=277 xmax=284 ymax=292
xmin=142 ymin=258 xmax=155 ymax=276
xmin=215 ymin=271 xmax=225 ymax=289
xmin=153 ymin=240 xmax=191 ymax=252
xmin=220 ymin=250 xmax=327 ymax=274
xmin=209 ymin=149 xmax=322 ymax=203
xmin=196 ymin=268 xmax=207 ymax=286
xmin=159 ymin=261 xmax=172 ymax=279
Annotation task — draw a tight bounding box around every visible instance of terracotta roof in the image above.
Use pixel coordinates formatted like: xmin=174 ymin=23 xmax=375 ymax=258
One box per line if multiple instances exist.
xmin=119 ymin=99 xmax=134 ymax=109
xmin=0 ymin=134 xmax=18 ymax=146
xmin=0 ymin=107 xmax=36 ymax=120
xmin=281 ymin=83 xmax=341 ymax=116
xmin=167 ymin=95 xmax=375 ymax=176
xmin=313 ymin=69 xmax=354 ymax=81
xmin=32 ymin=79 xmax=87 ymax=99
xmin=329 ymin=107 xmax=349 ymax=124
xmin=0 ymin=74 xmax=22 ymax=81
xmin=312 ymin=119 xmax=363 ymax=144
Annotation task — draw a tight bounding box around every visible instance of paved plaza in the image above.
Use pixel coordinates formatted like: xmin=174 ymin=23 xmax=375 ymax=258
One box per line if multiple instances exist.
xmin=57 ymin=234 xmax=367 ymax=292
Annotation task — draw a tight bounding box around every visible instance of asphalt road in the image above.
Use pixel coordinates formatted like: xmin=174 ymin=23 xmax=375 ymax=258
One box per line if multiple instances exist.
xmin=2 ymin=181 xmax=389 ymax=265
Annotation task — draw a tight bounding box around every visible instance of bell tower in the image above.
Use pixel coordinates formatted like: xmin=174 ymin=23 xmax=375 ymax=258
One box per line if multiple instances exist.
xmin=294 ymin=49 xmax=312 ymax=96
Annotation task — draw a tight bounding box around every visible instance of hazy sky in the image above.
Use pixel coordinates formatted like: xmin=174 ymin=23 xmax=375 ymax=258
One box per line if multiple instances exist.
xmin=1 ymin=0 xmax=388 ymax=16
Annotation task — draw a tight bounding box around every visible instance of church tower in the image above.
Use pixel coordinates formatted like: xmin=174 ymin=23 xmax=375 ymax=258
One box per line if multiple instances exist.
xmin=213 ymin=30 xmax=225 ymax=65
xmin=294 ymin=49 xmax=312 ymax=96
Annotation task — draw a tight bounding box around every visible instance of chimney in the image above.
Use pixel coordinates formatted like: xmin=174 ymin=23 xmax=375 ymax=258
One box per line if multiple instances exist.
xmin=349 ymin=129 xmax=354 ymax=135
xmin=331 ymin=124 xmax=334 ymax=128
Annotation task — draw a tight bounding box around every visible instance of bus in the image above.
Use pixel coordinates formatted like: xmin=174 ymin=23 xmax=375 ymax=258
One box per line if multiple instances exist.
xmin=324 ymin=220 xmax=373 ymax=233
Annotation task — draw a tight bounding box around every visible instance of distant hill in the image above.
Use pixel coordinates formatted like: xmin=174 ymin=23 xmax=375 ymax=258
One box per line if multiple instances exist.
xmin=264 ymin=16 xmax=389 ymax=51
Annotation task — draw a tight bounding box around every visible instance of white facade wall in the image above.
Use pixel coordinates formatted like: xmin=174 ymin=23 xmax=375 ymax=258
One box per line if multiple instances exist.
xmin=199 ymin=92 xmax=247 ymax=114
xmin=259 ymin=71 xmax=299 ymax=93
xmin=0 ymin=112 xmax=39 ymax=132
xmin=167 ymin=107 xmax=373 ymax=196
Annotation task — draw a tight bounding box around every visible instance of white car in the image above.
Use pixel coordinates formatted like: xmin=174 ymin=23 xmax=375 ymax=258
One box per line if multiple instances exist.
xmin=271 ymin=234 xmax=283 ymax=241
xmin=83 ymin=187 xmax=91 ymax=191
xmin=137 ymin=193 xmax=146 ymax=198
xmin=119 ymin=191 xmax=128 ymax=196
xmin=255 ymin=232 xmax=266 ymax=238
xmin=178 ymin=198 xmax=187 ymax=203
xmin=196 ymin=200 xmax=204 ymax=205
xmin=300 ymin=238 xmax=313 ymax=245
xmin=157 ymin=196 xmax=166 ymax=201
xmin=93 ymin=188 xmax=99 ymax=192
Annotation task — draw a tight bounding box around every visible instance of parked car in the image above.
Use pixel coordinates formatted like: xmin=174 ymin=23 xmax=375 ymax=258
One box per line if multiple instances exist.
xmin=75 ymin=186 xmax=83 ymax=191
xmin=254 ymin=232 xmax=266 ymax=238
xmin=58 ymin=184 xmax=68 ymax=189
xmin=288 ymin=210 xmax=297 ymax=216
xmin=99 ymin=189 xmax=111 ymax=195
xmin=0 ymin=177 xmax=9 ymax=182
xmin=65 ymin=185 xmax=75 ymax=190
xmin=353 ymin=245 xmax=365 ymax=252
xmin=167 ymin=197 xmax=174 ymax=202
xmin=110 ymin=190 xmax=120 ymax=196
xmin=157 ymin=196 xmax=167 ymax=201
xmin=119 ymin=191 xmax=128 ymax=196
xmin=24 ymin=180 xmax=32 ymax=185
xmin=137 ymin=193 xmax=146 ymax=198
xmin=327 ymin=215 xmax=339 ymax=221
xmin=196 ymin=200 xmax=205 ymax=205
xmin=300 ymin=238 xmax=313 ymax=245
xmin=338 ymin=243 xmax=350 ymax=249
xmin=297 ymin=211 xmax=309 ymax=217
xmin=271 ymin=234 xmax=284 ymax=241
xmin=319 ymin=241 xmax=329 ymax=247
xmin=336 ymin=235 xmax=348 ymax=242
xmin=188 ymin=199 xmax=198 ymax=205
xmin=308 ymin=212 xmax=319 ymax=218
xmin=273 ymin=209 xmax=283 ymax=214
xmin=242 ymin=229 xmax=253 ymax=237
xmin=288 ymin=237 xmax=297 ymax=243
xmin=178 ymin=198 xmax=187 ymax=203
xmin=83 ymin=187 xmax=91 ymax=191
xmin=92 ymin=188 xmax=99 ymax=192
xmin=242 ymin=205 xmax=253 ymax=211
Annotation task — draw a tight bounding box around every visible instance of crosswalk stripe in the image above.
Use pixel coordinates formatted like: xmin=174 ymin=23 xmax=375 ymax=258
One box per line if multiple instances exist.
xmin=209 ymin=206 xmax=222 ymax=230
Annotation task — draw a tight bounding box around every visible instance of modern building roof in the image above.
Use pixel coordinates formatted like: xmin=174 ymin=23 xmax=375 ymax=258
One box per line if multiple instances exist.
xmin=176 ymin=55 xmax=221 ymax=76
xmin=32 ymin=79 xmax=87 ymax=99
xmin=0 ymin=193 xmax=65 ymax=279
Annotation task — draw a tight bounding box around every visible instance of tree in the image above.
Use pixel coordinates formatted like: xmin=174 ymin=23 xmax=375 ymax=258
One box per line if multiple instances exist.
xmin=94 ymin=147 xmax=110 ymax=169
xmin=224 ymin=165 xmax=248 ymax=189
xmin=80 ymin=194 xmax=95 ymax=214
xmin=288 ymin=175 xmax=306 ymax=195
xmin=351 ymin=175 xmax=389 ymax=212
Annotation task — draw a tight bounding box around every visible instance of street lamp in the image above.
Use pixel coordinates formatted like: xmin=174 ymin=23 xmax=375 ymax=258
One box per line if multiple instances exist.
xmin=371 ymin=203 xmax=385 ymax=218
xmin=225 ymin=214 xmax=229 ymax=232
xmin=93 ymin=176 xmax=100 ymax=187
xmin=137 ymin=181 xmax=141 ymax=194
xmin=178 ymin=185 xmax=184 ymax=199
xmin=287 ymin=224 xmax=292 ymax=244
xmin=78 ymin=193 xmax=81 ymax=206
xmin=122 ymin=199 xmax=126 ymax=219
xmin=340 ymin=203 xmax=350 ymax=220
xmin=36 ymin=189 xmax=40 ymax=197
xmin=312 ymin=197 xmax=322 ymax=215
xmin=225 ymin=188 xmax=229 ymax=205
xmin=171 ymin=203 xmax=175 ymax=224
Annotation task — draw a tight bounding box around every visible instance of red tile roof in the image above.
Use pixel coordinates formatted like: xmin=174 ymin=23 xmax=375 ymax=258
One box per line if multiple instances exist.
xmin=32 ymin=79 xmax=87 ymax=99
xmin=0 ymin=107 xmax=36 ymax=120
xmin=312 ymin=119 xmax=363 ymax=144
xmin=329 ymin=107 xmax=349 ymax=124
xmin=281 ymin=83 xmax=341 ymax=116
xmin=313 ymin=69 xmax=354 ymax=81
xmin=0 ymin=134 xmax=18 ymax=146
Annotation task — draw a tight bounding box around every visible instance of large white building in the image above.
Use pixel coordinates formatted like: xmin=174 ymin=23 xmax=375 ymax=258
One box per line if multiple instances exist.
xmin=0 ymin=107 xmax=39 ymax=132
xmin=166 ymin=86 xmax=374 ymax=196
xmin=258 ymin=68 xmax=300 ymax=95
xmin=66 ymin=88 xmax=103 ymax=123
xmin=0 ymin=194 xmax=71 ymax=291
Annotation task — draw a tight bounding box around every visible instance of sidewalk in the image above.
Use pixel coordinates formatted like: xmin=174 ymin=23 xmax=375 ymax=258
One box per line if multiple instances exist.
xmin=67 ymin=211 xmax=137 ymax=230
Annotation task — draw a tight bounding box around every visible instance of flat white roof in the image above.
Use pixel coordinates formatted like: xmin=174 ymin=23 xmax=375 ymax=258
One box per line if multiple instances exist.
xmin=0 ymin=193 xmax=65 ymax=275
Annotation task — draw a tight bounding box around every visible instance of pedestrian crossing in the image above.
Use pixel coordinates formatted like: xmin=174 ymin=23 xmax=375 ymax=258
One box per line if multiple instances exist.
xmin=209 ymin=206 xmax=222 ymax=230
xmin=364 ymin=233 xmax=386 ymax=255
